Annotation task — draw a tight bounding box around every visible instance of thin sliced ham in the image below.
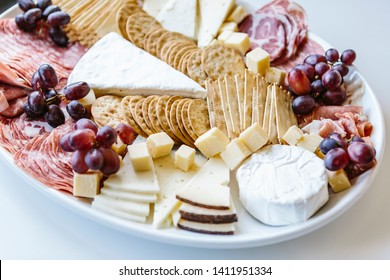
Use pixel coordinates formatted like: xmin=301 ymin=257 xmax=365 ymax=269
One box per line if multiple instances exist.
xmin=14 ymin=119 xmax=75 ymax=193
xmin=0 ymin=90 xmax=9 ymax=112
xmin=0 ymin=61 xmax=30 ymax=88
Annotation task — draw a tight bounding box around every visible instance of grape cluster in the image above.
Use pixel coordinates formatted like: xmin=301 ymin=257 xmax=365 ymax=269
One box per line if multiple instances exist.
xmin=319 ymin=132 xmax=375 ymax=173
xmin=15 ymin=0 xmax=70 ymax=47
xmin=60 ymin=119 xmax=137 ymax=176
xmin=24 ymin=64 xmax=90 ymax=128
xmin=288 ymin=49 xmax=357 ymax=115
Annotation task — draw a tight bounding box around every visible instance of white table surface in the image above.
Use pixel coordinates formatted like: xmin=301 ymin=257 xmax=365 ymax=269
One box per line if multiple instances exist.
xmin=1 ymin=0 xmax=389 ymax=260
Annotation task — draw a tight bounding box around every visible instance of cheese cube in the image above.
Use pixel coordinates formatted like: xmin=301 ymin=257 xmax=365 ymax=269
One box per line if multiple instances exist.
xmin=220 ymin=138 xmax=252 ymax=170
xmin=282 ymin=125 xmax=304 ymax=146
xmin=111 ymin=137 xmax=127 ymax=155
xmin=245 ymin=47 xmax=270 ymax=76
xmin=297 ymin=134 xmax=323 ymax=153
xmin=265 ymin=67 xmax=287 ymax=85
xmin=146 ymin=132 xmax=174 ymax=158
xmin=227 ymin=5 xmax=248 ymax=24
xmin=78 ymin=89 xmax=96 ymax=110
xmin=128 ymin=142 xmax=153 ymax=172
xmin=217 ymin=30 xmax=233 ymax=45
xmin=224 ymin=32 xmax=251 ymax=55
xmin=316 ymin=149 xmax=325 ymax=159
xmin=218 ymin=21 xmax=238 ymax=34
xmin=327 ymin=169 xmax=352 ymax=192
xmin=175 ymin=145 xmax=196 ymax=172
xmin=194 ymin=127 xmax=230 ymax=158
xmin=239 ymin=123 xmax=269 ymax=152
xmin=73 ymin=172 xmax=102 ymax=198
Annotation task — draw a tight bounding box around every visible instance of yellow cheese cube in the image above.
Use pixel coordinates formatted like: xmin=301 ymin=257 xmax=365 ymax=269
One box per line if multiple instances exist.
xmin=239 ymin=123 xmax=269 ymax=152
xmin=224 ymin=32 xmax=251 ymax=55
xmin=128 ymin=142 xmax=153 ymax=172
xmin=220 ymin=138 xmax=252 ymax=170
xmin=111 ymin=137 xmax=127 ymax=155
xmin=146 ymin=132 xmax=174 ymax=158
xmin=327 ymin=169 xmax=352 ymax=192
xmin=282 ymin=125 xmax=304 ymax=146
xmin=265 ymin=67 xmax=287 ymax=85
xmin=245 ymin=47 xmax=270 ymax=76
xmin=175 ymin=145 xmax=196 ymax=172
xmin=296 ymin=133 xmax=323 ymax=153
xmin=73 ymin=172 xmax=102 ymax=198
xmin=217 ymin=30 xmax=233 ymax=45
xmin=227 ymin=5 xmax=248 ymax=24
xmin=218 ymin=21 xmax=238 ymax=34
xmin=78 ymin=89 xmax=96 ymax=110
xmin=194 ymin=127 xmax=230 ymax=158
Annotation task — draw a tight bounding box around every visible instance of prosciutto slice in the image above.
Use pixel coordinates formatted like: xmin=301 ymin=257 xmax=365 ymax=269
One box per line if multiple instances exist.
xmin=14 ymin=120 xmax=75 ymax=193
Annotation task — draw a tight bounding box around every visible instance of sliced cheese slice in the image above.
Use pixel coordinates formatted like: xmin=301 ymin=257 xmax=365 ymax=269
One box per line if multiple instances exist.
xmin=68 ymin=32 xmax=206 ymax=98
xmin=178 ymin=219 xmax=235 ymax=235
xmin=187 ymin=156 xmax=230 ymax=186
xmin=91 ymin=202 xmax=146 ymax=223
xmin=104 ymin=152 xmax=160 ymax=194
xmin=156 ymin=0 xmax=197 ymax=40
xmin=100 ymin=188 xmax=157 ymax=203
xmin=179 ymin=200 xmax=237 ymax=223
xmin=93 ymin=195 xmax=150 ymax=216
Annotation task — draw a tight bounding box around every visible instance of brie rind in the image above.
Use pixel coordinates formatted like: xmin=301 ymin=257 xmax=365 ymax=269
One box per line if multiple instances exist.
xmin=236 ymin=145 xmax=329 ymax=226
xmin=68 ymin=33 xmax=206 ymax=99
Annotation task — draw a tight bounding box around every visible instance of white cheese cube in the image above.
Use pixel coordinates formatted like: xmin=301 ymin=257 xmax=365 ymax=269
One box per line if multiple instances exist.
xmin=227 ymin=5 xmax=248 ymax=24
xmin=146 ymin=132 xmax=174 ymax=158
xmin=220 ymin=138 xmax=252 ymax=170
xmin=217 ymin=30 xmax=233 ymax=45
xmin=282 ymin=125 xmax=304 ymax=146
xmin=218 ymin=21 xmax=238 ymax=34
xmin=194 ymin=127 xmax=230 ymax=158
xmin=239 ymin=123 xmax=269 ymax=152
xmin=265 ymin=67 xmax=287 ymax=85
xmin=297 ymin=134 xmax=324 ymax=153
xmin=128 ymin=143 xmax=153 ymax=172
xmin=224 ymin=32 xmax=251 ymax=55
xmin=73 ymin=172 xmax=102 ymax=198
xmin=327 ymin=169 xmax=351 ymax=193
xmin=245 ymin=47 xmax=270 ymax=76
xmin=175 ymin=145 xmax=196 ymax=172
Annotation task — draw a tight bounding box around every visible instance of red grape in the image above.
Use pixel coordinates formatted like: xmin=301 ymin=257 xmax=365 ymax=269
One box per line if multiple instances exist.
xmin=303 ymin=54 xmax=326 ymax=66
xmin=42 ymin=5 xmax=61 ymax=20
xmin=85 ymin=149 xmax=104 ymax=170
xmin=315 ymin=62 xmax=330 ymax=77
xmin=311 ymin=79 xmax=326 ymax=94
xmin=325 ymin=48 xmax=339 ymax=63
xmin=75 ymin=119 xmax=98 ymax=134
xmin=288 ymin=69 xmax=311 ymax=95
xmin=44 ymin=89 xmax=61 ymax=105
xmin=99 ymin=148 xmax=121 ymax=176
xmin=60 ymin=133 xmax=75 ymax=152
xmin=66 ymin=100 xmax=88 ymax=121
xmin=44 ymin=104 xmax=65 ymax=127
xmin=116 ymin=123 xmax=137 ymax=145
xmin=292 ymin=95 xmax=315 ymax=115
xmin=347 ymin=142 xmax=375 ymax=165
xmin=333 ymin=62 xmax=349 ymax=77
xmin=48 ymin=26 xmax=68 ymax=47
xmin=322 ymin=88 xmax=346 ymax=106
xmin=69 ymin=129 xmax=96 ymax=151
xmin=294 ymin=64 xmax=315 ymax=81
xmin=341 ymin=49 xmax=356 ymax=65
xmin=350 ymin=136 xmax=365 ymax=143
xmin=31 ymin=71 xmax=46 ymax=92
xmin=72 ymin=150 xmax=89 ymax=174
xmin=37 ymin=0 xmax=52 ymax=12
xmin=15 ymin=13 xmax=36 ymax=32
xmin=24 ymin=8 xmax=42 ymax=25
xmin=38 ymin=64 xmax=58 ymax=89
xmin=23 ymin=102 xmax=40 ymax=118
xmin=28 ymin=91 xmax=46 ymax=115
xmin=47 ymin=11 xmax=70 ymax=27
xmin=324 ymin=147 xmax=349 ymax=171
xmin=96 ymin=126 xmax=117 ymax=148
xmin=322 ymin=69 xmax=342 ymax=90
xmin=17 ymin=0 xmax=36 ymax=12
xmin=328 ymin=132 xmax=348 ymax=149
xmin=64 ymin=82 xmax=90 ymax=100
xmin=319 ymin=138 xmax=340 ymax=155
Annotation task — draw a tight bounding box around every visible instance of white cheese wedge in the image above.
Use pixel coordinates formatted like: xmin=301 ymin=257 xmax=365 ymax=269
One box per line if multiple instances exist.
xmin=100 ymin=188 xmax=157 ymax=203
xmin=92 ymin=202 xmax=146 ymax=223
xmin=152 ymin=153 xmax=207 ymax=228
xmin=104 ymin=152 xmax=159 ymax=194
xmin=156 ymin=0 xmax=197 ymax=40
xmin=236 ymin=145 xmax=329 ymax=226
xmin=178 ymin=219 xmax=235 ymax=234
xmin=187 ymin=156 xmax=230 ymax=186
xmin=143 ymin=0 xmax=170 ymax=17
xmin=197 ymin=0 xmax=235 ymax=47
xmin=93 ymin=195 xmax=150 ymax=217
xmin=68 ymin=33 xmax=206 ymax=98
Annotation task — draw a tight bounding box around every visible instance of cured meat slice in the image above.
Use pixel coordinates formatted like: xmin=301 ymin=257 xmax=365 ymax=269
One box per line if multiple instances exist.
xmin=0 ymin=96 xmax=26 ymax=118
xmin=0 ymin=83 xmax=31 ymax=100
xmin=14 ymin=119 xmax=75 ymax=193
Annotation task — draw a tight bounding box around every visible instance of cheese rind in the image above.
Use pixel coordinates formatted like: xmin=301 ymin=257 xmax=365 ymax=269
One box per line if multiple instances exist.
xmin=220 ymin=138 xmax=251 ymax=170
xmin=239 ymin=123 xmax=269 ymax=152
xmin=146 ymin=132 xmax=174 ymax=158
xmin=128 ymin=143 xmax=153 ymax=172
xmin=73 ymin=172 xmax=101 ymax=198
xmin=174 ymin=145 xmax=196 ymax=172
xmin=245 ymin=47 xmax=270 ymax=76
xmin=194 ymin=127 xmax=230 ymax=158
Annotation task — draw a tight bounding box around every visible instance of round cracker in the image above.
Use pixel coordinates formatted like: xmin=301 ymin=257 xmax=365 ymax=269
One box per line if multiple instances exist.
xmin=173 ymin=46 xmax=197 ymax=70
xmin=176 ymin=98 xmax=196 ymax=144
xmin=156 ymin=32 xmax=195 ymax=60
xmin=201 ymin=44 xmax=246 ymax=80
xmin=167 ymin=42 xmax=195 ymax=67
xmin=141 ymin=95 xmax=158 ymax=133
xmin=169 ymin=99 xmax=194 ymax=147
xmin=133 ymin=97 xmax=154 ymax=136
xmin=145 ymin=28 xmax=169 ymax=56
xmin=187 ymin=50 xmax=208 ymax=87
xmin=156 ymin=96 xmax=181 ymax=143
xmin=91 ymin=95 xmax=127 ymax=127
xmin=126 ymin=12 xmax=161 ymax=49
xmin=180 ymin=49 xmax=197 ymax=75
xmin=116 ymin=4 xmax=143 ymax=40
xmin=147 ymin=97 xmax=164 ymax=133
xmin=188 ymin=99 xmax=210 ymax=137
xmin=121 ymin=95 xmax=148 ymax=138
xmin=181 ymin=99 xmax=198 ymax=142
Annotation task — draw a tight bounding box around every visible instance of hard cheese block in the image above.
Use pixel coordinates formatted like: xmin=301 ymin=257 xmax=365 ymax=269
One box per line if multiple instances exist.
xmin=68 ymin=33 xmax=206 ymax=98
xmin=236 ymin=145 xmax=329 ymax=226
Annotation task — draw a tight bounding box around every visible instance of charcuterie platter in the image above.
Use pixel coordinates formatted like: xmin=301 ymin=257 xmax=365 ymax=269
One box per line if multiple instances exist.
xmin=0 ymin=0 xmax=384 ymax=248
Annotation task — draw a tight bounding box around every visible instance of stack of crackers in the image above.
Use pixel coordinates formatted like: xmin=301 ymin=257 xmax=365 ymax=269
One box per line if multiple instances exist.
xmin=206 ymin=70 xmax=298 ymax=144
xmin=91 ymin=95 xmax=210 ymax=147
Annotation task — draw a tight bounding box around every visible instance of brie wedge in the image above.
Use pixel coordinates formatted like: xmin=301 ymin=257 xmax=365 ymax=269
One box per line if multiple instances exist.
xmin=236 ymin=145 xmax=329 ymax=226
xmin=68 ymin=32 xmax=206 ymax=98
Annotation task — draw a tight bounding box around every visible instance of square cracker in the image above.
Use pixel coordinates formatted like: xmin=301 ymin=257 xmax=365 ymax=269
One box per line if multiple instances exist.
xmin=224 ymin=75 xmax=240 ymax=138
xmin=274 ymin=85 xmax=298 ymax=143
xmin=244 ymin=70 xmax=255 ymax=130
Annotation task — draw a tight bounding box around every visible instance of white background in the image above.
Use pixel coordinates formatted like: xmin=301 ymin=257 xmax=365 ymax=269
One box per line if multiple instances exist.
xmin=0 ymin=0 xmax=389 ymax=259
